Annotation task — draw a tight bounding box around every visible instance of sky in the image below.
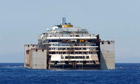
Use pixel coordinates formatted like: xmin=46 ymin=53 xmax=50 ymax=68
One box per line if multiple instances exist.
xmin=0 ymin=0 xmax=140 ymax=63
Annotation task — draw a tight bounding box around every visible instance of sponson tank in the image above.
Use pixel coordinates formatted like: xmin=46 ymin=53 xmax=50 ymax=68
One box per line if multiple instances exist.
xmin=24 ymin=17 xmax=115 ymax=70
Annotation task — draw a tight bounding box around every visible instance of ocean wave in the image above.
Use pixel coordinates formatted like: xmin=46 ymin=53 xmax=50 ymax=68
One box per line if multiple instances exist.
xmin=115 ymin=67 xmax=128 ymax=69
xmin=0 ymin=65 xmax=24 ymax=68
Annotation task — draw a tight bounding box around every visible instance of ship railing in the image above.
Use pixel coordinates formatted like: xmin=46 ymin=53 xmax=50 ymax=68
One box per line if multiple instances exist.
xmin=47 ymin=34 xmax=95 ymax=37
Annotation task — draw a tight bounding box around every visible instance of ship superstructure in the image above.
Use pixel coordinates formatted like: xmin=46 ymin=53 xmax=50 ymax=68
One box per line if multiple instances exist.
xmin=24 ymin=18 xmax=115 ymax=70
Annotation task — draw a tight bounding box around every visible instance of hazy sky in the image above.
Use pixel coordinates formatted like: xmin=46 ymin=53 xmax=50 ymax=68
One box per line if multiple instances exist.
xmin=0 ymin=0 xmax=140 ymax=63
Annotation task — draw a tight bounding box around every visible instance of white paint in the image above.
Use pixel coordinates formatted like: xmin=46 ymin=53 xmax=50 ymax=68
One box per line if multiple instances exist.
xmin=46 ymin=37 xmax=97 ymax=39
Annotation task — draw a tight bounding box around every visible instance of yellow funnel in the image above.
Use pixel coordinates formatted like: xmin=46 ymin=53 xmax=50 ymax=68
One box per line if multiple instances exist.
xmin=62 ymin=25 xmax=73 ymax=28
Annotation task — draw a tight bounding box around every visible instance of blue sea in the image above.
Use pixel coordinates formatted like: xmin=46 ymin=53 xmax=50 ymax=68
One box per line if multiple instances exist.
xmin=0 ymin=63 xmax=140 ymax=84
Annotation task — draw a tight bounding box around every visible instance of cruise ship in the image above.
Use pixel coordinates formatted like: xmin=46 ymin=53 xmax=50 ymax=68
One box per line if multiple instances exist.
xmin=24 ymin=18 xmax=115 ymax=70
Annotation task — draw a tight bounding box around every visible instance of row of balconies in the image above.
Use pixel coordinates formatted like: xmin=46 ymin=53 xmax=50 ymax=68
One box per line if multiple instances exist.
xmin=64 ymin=56 xmax=89 ymax=59
xmin=49 ymin=47 xmax=97 ymax=50
xmin=45 ymin=39 xmax=97 ymax=43
xmin=49 ymin=45 xmax=98 ymax=48
xmin=50 ymin=60 xmax=99 ymax=65
xmin=49 ymin=51 xmax=98 ymax=54
xmin=46 ymin=33 xmax=95 ymax=37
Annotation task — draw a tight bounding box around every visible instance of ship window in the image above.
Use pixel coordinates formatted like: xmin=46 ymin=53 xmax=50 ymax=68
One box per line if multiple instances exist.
xmin=79 ymin=52 xmax=82 ymax=54
xmin=79 ymin=56 xmax=82 ymax=59
xmin=75 ymin=52 xmax=78 ymax=54
xmin=83 ymin=48 xmax=86 ymax=50
xmin=86 ymin=56 xmax=89 ymax=59
xmin=58 ymin=40 xmax=61 ymax=42
xmin=64 ymin=56 xmax=88 ymax=59
xmin=84 ymin=52 xmax=86 ymax=54
xmin=88 ymin=39 xmax=95 ymax=42
xmin=51 ymin=61 xmax=55 ymax=63
xmin=77 ymin=61 xmax=79 ymax=63
xmin=80 ymin=61 xmax=83 ymax=63
xmin=83 ymin=61 xmax=86 ymax=64
xmin=83 ymin=56 xmax=85 ymax=59
xmin=76 ymin=35 xmax=79 ymax=37
xmin=52 ymin=52 xmax=55 ymax=54
xmin=75 ymin=44 xmax=77 ymax=46
xmin=75 ymin=56 xmax=78 ymax=59
xmin=61 ymin=56 xmax=64 ymax=59
xmin=65 ymin=56 xmax=68 ymax=59
xmin=93 ymin=61 xmax=96 ymax=64
xmin=72 ymin=41 xmax=75 ymax=43
xmin=75 ymin=48 xmax=78 ymax=50
xmin=26 ymin=50 xmax=29 ymax=54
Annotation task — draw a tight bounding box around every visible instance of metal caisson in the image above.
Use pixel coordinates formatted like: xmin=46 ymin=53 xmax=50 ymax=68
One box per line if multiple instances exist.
xmin=24 ymin=18 xmax=115 ymax=70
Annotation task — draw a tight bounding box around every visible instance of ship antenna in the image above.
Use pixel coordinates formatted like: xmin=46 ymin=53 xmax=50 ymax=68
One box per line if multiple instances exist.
xmin=61 ymin=17 xmax=66 ymax=25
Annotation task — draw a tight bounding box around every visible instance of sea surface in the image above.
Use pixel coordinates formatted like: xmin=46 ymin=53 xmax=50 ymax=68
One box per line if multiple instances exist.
xmin=0 ymin=63 xmax=140 ymax=84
